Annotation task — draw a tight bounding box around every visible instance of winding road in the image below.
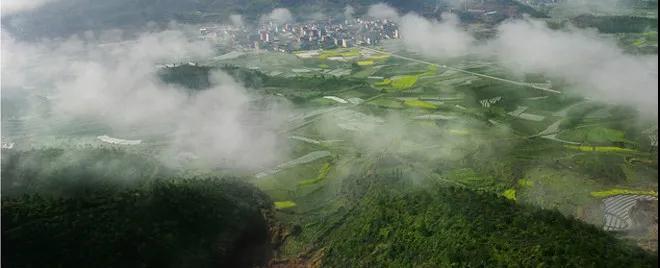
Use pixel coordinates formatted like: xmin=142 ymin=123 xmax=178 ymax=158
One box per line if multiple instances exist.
xmin=357 ymin=46 xmax=562 ymax=94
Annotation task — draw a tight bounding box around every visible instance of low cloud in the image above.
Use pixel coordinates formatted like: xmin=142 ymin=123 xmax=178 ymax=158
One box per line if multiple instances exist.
xmin=344 ymin=5 xmax=355 ymax=20
xmin=308 ymin=11 xmax=327 ymax=21
xmin=229 ymin=14 xmax=244 ymax=27
xmin=490 ymin=19 xmax=658 ymax=113
xmin=367 ymin=3 xmax=658 ymax=115
xmin=367 ymin=3 xmax=399 ymax=21
xmin=1 ymin=28 xmax=289 ymax=170
xmin=1 ymin=0 xmax=57 ymax=15
xmin=399 ymin=13 xmax=474 ymax=58
xmin=263 ymin=8 xmax=294 ymax=24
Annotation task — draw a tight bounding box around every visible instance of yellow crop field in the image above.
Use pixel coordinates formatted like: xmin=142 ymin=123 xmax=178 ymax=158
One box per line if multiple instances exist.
xmin=390 ymin=75 xmax=418 ymax=90
xmin=274 ymin=201 xmax=297 ymax=209
xmin=590 ymin=189 xmax=658 ymax=198
xmin=564 ymin=145 xmax=636 ymax=153
xmin=517 ymin=179 xmax=534 ymax=187
xmin=298 ymin=163 xmax=332 ymax=186
xmin=357 ymin=60 xmax=374 ymax=66
xmin=403 ymin=99 xmax=438 ymax=110
xmin=375 ymin=79 xmax=392 ymax=87
xmin=367 ymin=54 xmax=390 ymax=61
xmin=319 ymin=48 xmax=360 ymax=60
xmin=502 ymin=188 xmax=517 ymax=201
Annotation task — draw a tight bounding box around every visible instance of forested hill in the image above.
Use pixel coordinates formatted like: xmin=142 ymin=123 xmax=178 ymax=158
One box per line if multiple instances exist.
xmin=1 ymin=148 xmax=275 ymax=268
xmin=319 ymin=175 xmax=658 ymax=267
xmin=2 ymin=149 xmax=657 ymax=267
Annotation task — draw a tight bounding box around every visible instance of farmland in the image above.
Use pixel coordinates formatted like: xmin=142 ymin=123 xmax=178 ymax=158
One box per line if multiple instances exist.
xmin=202 ymin=44 xmax=658 ymax=260
xmin=3 ymin=40 xmax=657 ymax=266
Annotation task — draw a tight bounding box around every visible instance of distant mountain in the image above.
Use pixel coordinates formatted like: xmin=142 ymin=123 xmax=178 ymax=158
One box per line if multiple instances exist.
xmin=1 ymin=0 xmax=543 ymax=40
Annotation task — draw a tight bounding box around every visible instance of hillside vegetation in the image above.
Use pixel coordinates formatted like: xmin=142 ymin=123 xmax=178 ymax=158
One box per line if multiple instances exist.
xmin=319 ymin=175 xmax=657 ymax=267
xmin=1 ymin=149 xmax=274 ymax=268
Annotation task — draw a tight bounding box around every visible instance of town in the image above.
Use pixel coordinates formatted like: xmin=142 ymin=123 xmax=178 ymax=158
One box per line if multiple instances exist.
xmin=200 ymin=17 xmax=400 ymax=52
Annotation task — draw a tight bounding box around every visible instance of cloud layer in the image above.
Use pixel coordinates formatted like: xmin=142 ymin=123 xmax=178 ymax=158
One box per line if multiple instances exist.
xmin=344 ymin=5 xmax=355 ymax=20
xmin=490 ymin=20 xmax=658 ymax=112
xmin=368 ymin=3 xmax=658 ymax=115
xmin=263 ymin=8 xmax=294 ymax=24
xmin=399 ymin=13 xmax=474 ymax=58
xmin=229 ymin=14 xmax=244 ymax=27
xmin=367 ymin=3 xmax=399 ymax=21
xmin=2 ymin=28 xmax=289 ymax=170
xmin=1 ymin=0 xmax=57 ymax=15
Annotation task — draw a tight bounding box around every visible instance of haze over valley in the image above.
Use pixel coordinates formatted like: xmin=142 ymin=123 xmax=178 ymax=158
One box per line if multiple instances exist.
xmin=1 ymin=0 xmax=658 ymax=267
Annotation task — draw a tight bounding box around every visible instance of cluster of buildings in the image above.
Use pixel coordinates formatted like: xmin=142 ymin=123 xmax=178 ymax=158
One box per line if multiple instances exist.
xmin=200 ymin=17 xmax=400 ymax=52
xmin=1 ymin=139 xmax=14 ymax=150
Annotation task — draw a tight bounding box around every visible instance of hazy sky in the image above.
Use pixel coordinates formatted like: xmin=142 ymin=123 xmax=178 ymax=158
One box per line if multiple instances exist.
xmin=1 ymin=0 xmax=57 ymax=15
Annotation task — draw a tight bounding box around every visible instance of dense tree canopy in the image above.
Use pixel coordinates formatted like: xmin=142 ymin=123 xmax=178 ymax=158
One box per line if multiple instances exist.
xmin=321 ymin=175 xmax=657 ymax=267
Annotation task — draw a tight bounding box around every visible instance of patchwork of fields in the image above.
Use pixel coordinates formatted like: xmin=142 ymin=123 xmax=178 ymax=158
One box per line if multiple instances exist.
xmin=2 ymin=39 xmax=657 ymax=263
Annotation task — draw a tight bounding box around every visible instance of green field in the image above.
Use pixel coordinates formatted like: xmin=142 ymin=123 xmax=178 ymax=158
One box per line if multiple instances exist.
xmin=390 ymin=75 xmax=419 ymax=89
xmin=318 ymin=48 xmax=361 ymax=60
xmin=2 ymin=41 xmax=658 ymax=266
xmin=403 ymin=99 xmax=438 ymax=109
